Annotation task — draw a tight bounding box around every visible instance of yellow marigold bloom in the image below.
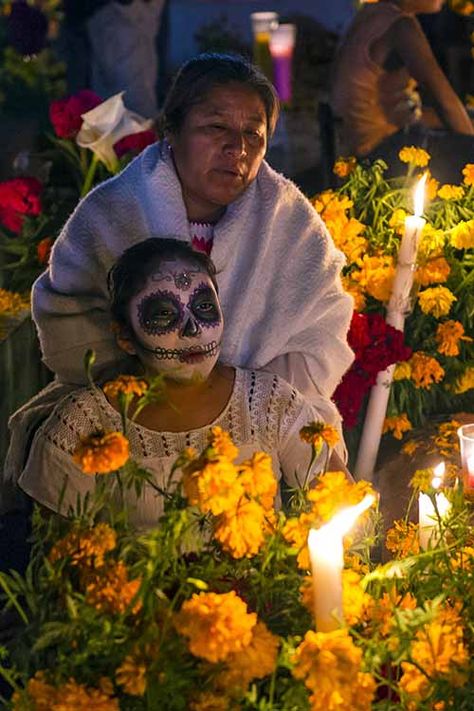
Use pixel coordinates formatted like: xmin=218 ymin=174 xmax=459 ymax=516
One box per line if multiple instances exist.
xmin=238 ymin=452 xmax=277 ymax=509
xmin=300 ymin=421 xmax=340 ymax=451
xmin=215 ymin=621 xmax=279 ymax=695
xmin=313 ymin=191 xmax=353 ymax=221
xmin=383 ymin=413 xmax=412 ymax=440
xmin=329 ymin=216 xmax=368 ymax=263
xmin=398 ymin=146 xmax=430 ymax=167
xmin=450 ymin=545 xmax=474 ymax=571
xmin=307 ymin=472 xmax=376 ymax=527
xmin=454 ymin=366 xmax=474 ymax=394
xmin=0 ymin=288 xmax=29 ymax=316
xmin=73 ymin=431 xmax=129 ymax=474
xmin=13 ymin=674 xmax=120 ymax=711
xmin=116 ymin=655 xmax=147 ymax=696
xmin=437 ymin=184 xmax=465 ymax=200
xmin=292 ymin=629 xmax=376 ymax=711
xmin=419 ymin=224 xmax=445 ymax=258
xmin=389 ymin=208 xmax=407 ymax=234
xmin=369 ymin=591 xmax=417 ymax=636
xmin=393 ymin=361 xmax=412 ymax=381
xmin=175 ymin=591 xmax=257 ymax=663
xmin=436 ymin=320 xmax=471 ymax=356
xmin=410 ymin=467 xmax=435 ymax=493
xmin=333 ymin=156 xmax=357 ymax=178
xmin=102 ymin=375 xmax=148 ymax=399
xmin=450 ymin=219 xmax=474 ymax=249
xmin=462 ymin=162 xmax=474 ymax=186
xmin=49 ymin=523 xmax=116 ymax=568
xmin=341 ymin=276 xmax=366 ymax=312
xmin=409 ymin=352 xmax=445 ymax=389
xmin=85 ymin=561 xmax=142 ymax=615
xmin=282 ymin=515 xmax=312 ymax=569
xmin=352 ymin=254 xmax=395 ymax=302
xmin=213 ymin=499 xmax=267 ymax=558
xmin=415 ymin=256 xmax=450 ymax=286
xmin=433 ymin=419 xmax=461 ymax=456
xmin=12 ymin=672 xmax=54 ymax=711
xmin=207 ymin=426 xmax=239 ymax=461
xmin=189 ymin=693 xmax=230 ymax=711
xmin=399 ymin=608 xmax=469 ymax=704
xmin=425 ymin=173 xmax=440 ymax=201
xmin=182 ymin=456 xmax=243 ymax=516
xmin=418 ymin=286 xmax=456 ymax=319
xmin=402 ymin=439 xmax=420 ymax=456
xmin=386 ymin=519 xmax=420 ymax=558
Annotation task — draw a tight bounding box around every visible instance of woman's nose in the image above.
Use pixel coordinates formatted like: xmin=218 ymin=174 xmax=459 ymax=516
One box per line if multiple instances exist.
xmin=224 ymin=130 xmax=247 ymax=157
xmin=180 ymin=314 xmax=201 ymax=338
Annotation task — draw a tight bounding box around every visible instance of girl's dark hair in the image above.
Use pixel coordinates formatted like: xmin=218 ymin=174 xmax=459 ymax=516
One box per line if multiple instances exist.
xmin=160 ymin=52 xmax=279 ymax=138
xmin=108 ymin=238 xmax=218 ymax=328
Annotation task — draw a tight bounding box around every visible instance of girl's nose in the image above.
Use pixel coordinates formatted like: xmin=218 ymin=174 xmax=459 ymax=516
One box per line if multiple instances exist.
xmin=180 ymin=314 xmax=201 ymax=337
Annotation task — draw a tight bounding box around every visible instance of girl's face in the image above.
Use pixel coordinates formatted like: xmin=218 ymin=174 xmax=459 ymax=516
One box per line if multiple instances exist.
xmin=126 ymin=257 xmax=223 ymax=383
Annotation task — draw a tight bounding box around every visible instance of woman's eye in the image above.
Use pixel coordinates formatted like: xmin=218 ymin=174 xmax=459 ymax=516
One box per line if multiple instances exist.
xmin=139 ymin=295 xmax=181 ymax=333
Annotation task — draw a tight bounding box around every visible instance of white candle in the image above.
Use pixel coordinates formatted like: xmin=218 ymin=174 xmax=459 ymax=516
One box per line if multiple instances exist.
xmin=354 ymin=174 xmax=427 ymax=480
xmin=418 ymin=462 xmax=451 ymax=549
xmin=457 ymin=424 xmax=474 ymax=491
xmin=308 ymin=494 xmax=375 ymax=632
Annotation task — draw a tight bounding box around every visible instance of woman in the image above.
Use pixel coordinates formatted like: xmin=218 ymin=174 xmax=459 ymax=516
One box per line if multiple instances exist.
xmin=5 ymin=53 xmax=353 ymax=487
xmin=18 ymin=239 xmax=336 ymax=528
xmin=331 ymin=0 xmax=474 ymax=182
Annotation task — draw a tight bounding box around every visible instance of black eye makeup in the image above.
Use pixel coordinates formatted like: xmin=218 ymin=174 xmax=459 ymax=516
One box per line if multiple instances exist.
xmin=137 ymin=290 xmax=184 ymax=335
xmin=189 ymin=283 xmax=221 ymax=327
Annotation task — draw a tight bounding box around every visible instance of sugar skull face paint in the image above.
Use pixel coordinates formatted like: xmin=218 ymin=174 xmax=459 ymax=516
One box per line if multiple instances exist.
xmin=128 ymin=258 xmax=223 ymax=382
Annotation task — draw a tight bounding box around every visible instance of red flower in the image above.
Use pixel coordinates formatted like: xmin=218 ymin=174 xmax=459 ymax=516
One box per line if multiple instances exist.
xmin=49 ymin=90 xmax=103 ymax=139
xmin=113 ymin=130 xmax=157 ymax=158
xmin=0 ymin=177 xmax=42 ymax=234
xmin=333 ymin=370 xmax=370 ymax=429
xmin=37 ymin=237 xmax=54 ymax=265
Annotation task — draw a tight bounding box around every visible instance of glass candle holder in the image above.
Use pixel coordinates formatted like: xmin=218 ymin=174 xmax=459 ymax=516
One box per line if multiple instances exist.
xmin=458 ymin=423 xmax=474 ymax=493
xmin=250 ymin=11 xmax=279 ymax=80
xmin=269 ymin=23 xmax=297 ymax=104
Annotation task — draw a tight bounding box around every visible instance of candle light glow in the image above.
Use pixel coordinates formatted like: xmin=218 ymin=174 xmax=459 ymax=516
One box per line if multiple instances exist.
xmin=418 ymin=462 xmax=451 ymax=549
xmin=457 ymin=423 xmax=474 ymax=492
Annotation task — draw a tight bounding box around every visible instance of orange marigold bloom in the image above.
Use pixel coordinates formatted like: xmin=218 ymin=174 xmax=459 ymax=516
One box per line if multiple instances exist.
xmin=341 ymin=276 xmax=366 ymax=312
xmin=454 ymin=366 xmax=474 ymax=394
xmin=351 ymin=254 xmax=395 ymax=302
xmin=398 ymin=146 xmax=430 ymax=167
xmin=368 ymin=591 xmax=418 ymax=636
xmin=0 ymin=288 xmax=29 ymax=316
xmin=333 ymin=156 xmax=357 ymax=178
xmin=84 ymin=561 xmax=142 ymax=615
xmin=436 ymin=320 xmax=471 ymax=356
xmin=425 ymin=173 xmax=440 ymax=201
xmin=189 ymin=693 xmax=230 ymax=711
xmin=238 ymin=451 xmax=277 ymax=509
xmin=174 ymin=591 xmax=257 ymax=663
xmin=207 ymin=426 xmax=239 ymax=461
xmin=102 ymin=375 xmax=148 ymax=398
xmin=116 ymin=654 xmax=147 ymax=696
xmin=329 ymin=216 xmax=368 ymax=263
xmin=213 ymin=499 xmax=268 ymax=558
xmin=462 ymin=162 xmax=474 ymax=186
xmin=415 ymin=256 xmax=450 ymax=286
xmin=13 ymin=674 xmax=120 ymax=711
xmin=49 ymin=523 xmax=116 ymax=568
xmin=182 ymin=456 xmax=243 ymax=516
xmin=450 ymin=219 xmax=474 ymax=249
xmin=409 ymin=352 xmax=445 ymax=389
xmin=437 ymin=184 xmax=465 ymax=201
xmin=386 ymin=520 xmax=420 ymax=558
xmin=12 ymin=672 xmax=54 ymax=711
xmin=382 ymin=413 xmax=412 ymax=440
xmin=402 ymin=439 xmax=420 ymax=456
xmin=418 ymin=286 xmax=456 ymax=319
xmin=73 ymin=431 xmax=129 ymax=474
xmin=300 ymin=421 xmax=340 ymax=450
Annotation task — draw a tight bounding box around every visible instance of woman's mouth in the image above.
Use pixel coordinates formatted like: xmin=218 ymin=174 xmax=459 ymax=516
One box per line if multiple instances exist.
xmin=146 ymin=341 xmax=220 ymax=362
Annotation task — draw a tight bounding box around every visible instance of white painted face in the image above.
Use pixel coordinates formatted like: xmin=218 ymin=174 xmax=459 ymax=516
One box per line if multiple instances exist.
xmin=128 ymin=257 xmax=223 ymax=382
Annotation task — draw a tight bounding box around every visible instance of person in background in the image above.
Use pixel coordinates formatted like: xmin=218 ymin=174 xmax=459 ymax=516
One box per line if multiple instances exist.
xmin=331 ymin=0 xmax=474 ymax=182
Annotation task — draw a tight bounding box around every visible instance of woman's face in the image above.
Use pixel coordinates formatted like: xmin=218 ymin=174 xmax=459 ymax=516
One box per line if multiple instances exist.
xmin=126 ymin=257 xmax=223 ymax=383
xmin=168 ymin=83 xmax=268 ymax=220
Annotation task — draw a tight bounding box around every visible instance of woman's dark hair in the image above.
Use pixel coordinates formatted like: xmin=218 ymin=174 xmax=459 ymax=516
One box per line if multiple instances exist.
xmin=160 ymin=52 xmax=279 ymax=138
xmin=108 ymin=237 xmax=218 ymax=328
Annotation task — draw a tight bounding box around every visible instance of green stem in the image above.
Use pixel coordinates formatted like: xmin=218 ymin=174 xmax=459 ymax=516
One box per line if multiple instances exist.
xmin=80 ymin=154 xmax=99 ymax=197
xmin=0 ymin=574 xmax=29 ymax=624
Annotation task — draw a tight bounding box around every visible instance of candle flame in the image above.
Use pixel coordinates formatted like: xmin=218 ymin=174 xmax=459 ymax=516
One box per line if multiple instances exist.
xmin=308 ymin=494 xmax=376 ymax=544
xmin=432 ymin=462 xmax=445 ymax=489
xmin=413 ymin=173 xmax=427 ymax=218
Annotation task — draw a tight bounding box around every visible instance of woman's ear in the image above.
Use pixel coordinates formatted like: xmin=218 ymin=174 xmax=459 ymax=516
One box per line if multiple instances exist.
xmin=112 ymin=322 xmax=137 ymax=356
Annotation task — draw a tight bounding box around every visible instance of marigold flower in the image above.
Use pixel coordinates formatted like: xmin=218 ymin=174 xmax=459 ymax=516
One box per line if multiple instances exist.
xmin=433 ymin=420 xmax=461 ymax=456
xmin=102 ymin=375 xmax=148 ymax=398
xmin=213 ymin=499 xmax=267 ymax=558
xmin=341 ymin=275 xmax=366 ymax=312
xmin=436 ymin=320 xmax=471 ymax=356
xmin=312 ymin=191 xmax=353 ymax=221
xmin=386 ymin=520 xmax=421 ymax=558
xmin=215 ymin=621 xmax=280 ymax=695
xmin=182 ymin=456 xmax=243 ymax=516
xmin=409 ymin=352 xmax=445 ymax=389
xmin=415 ymin=256 xmax=450 ymax=286
xmin=0 ymin=288 xmax=29 ymax=316
xmin=418 ymin=286 xmax=456 ymax=319
xmin=383 ymin=413 xmax=412 ymax=440
xmin=307 ymin=472 xmax=376 ymax=527
xmin=393 ymin=361 xmax=412 ymax=380
xmin=398 ymin=146 xmax=430 ymax=167
xmin=301 ymin=571 xmax=371 ymax=626
xmin=402 ymin=439 xmax=420 ymax=456
xmin=352 ymin=254 xmax=395 ymax=302
xmin=12 ymin=672 xmax=54 ymax=711
xmin=73 ymin=431 xmax=129 ymax=474
xmin=116 ymin=654 xmax=147 ymax=696
xmin=292 ymin=629 xmax=376 ymax=711
xmin=462 ymin=162 xmax=474 ymax=186
xmin=437 ymin=184 xmax=465 ymax=201
xmin=450 ymin=219 xmax=474 ymax=249
xmin=329 ymin=217 xmax=368 ymax=262
xmin=189 ymin=693 xmax=230 ymax=711
xmin=300 ymin=421 xmax=340 ymax=451
xmin=84 ymin=561 xmax=142 ymax=615
xmin=389 ymin=208 xmax=407 ymax=234
xmin=238 ymin=451 xmax=277 ymax=509
xmin=333 ymin=156 xmax=357 ymax=178
xmin=174 ymin=591 xmax=257 ymax=663
xmin=368 ymin=590 xmax=418 ymax=636
xmin=419 ymin=224 xmax=445 ymax=258
xmin=207 ymin=426 xmax=239 ymax=461
xmin=13 ymin=674 xmax=120 ymax=711
xmin=49 ymin=523 xmax=116 ymax=568
xmin=425 ymin=173 xmax=440 ymax=201
xmin=454 ymin=367 xmax=474 ymax=394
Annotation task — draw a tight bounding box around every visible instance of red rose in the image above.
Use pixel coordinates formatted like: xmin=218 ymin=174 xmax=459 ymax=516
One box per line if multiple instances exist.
xmin=347 ymin=312 xmax=371 ymax=360
xmin=113 ymin=129 xmax=157 ymax=159
xmin=0 ymin=177 xmax=42 ymax=234
xmin=37 ymin=236 xmax=54 ymax=265
xmin=49 ymin=90 xmax=103 ymax=139
xmin=333 ymin=370 xmax=370 ymax=429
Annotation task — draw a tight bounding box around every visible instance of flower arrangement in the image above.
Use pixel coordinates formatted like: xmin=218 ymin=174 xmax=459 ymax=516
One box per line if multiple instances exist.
xmin=0 ymin=376 xmax=473 ymax=710
xmin=314 ymin=151 xmax=474 ymax=440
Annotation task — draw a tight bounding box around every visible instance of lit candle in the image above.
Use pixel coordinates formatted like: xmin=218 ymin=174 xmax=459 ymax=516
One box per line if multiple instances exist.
xmin=354 ymin=174 xmax=428 ymax=480
xmin=250 ymin=12 xmax=279 ymax=80
xmin=418 ymin=462 xmax=451 ymax=549
xmin=457 ymin=423 xmax=474 ymax=492
xmin=307 ymin=494 xmax=375 ymax=632
xmin=269 ymin=24 xmax=297 ymax=103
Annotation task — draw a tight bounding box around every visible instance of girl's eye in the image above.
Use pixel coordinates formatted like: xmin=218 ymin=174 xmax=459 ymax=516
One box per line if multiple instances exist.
xmin=138 ymin=294 xmax=182 ymax=333
xmin=191 ymin=288 xmax=220 ymax=323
